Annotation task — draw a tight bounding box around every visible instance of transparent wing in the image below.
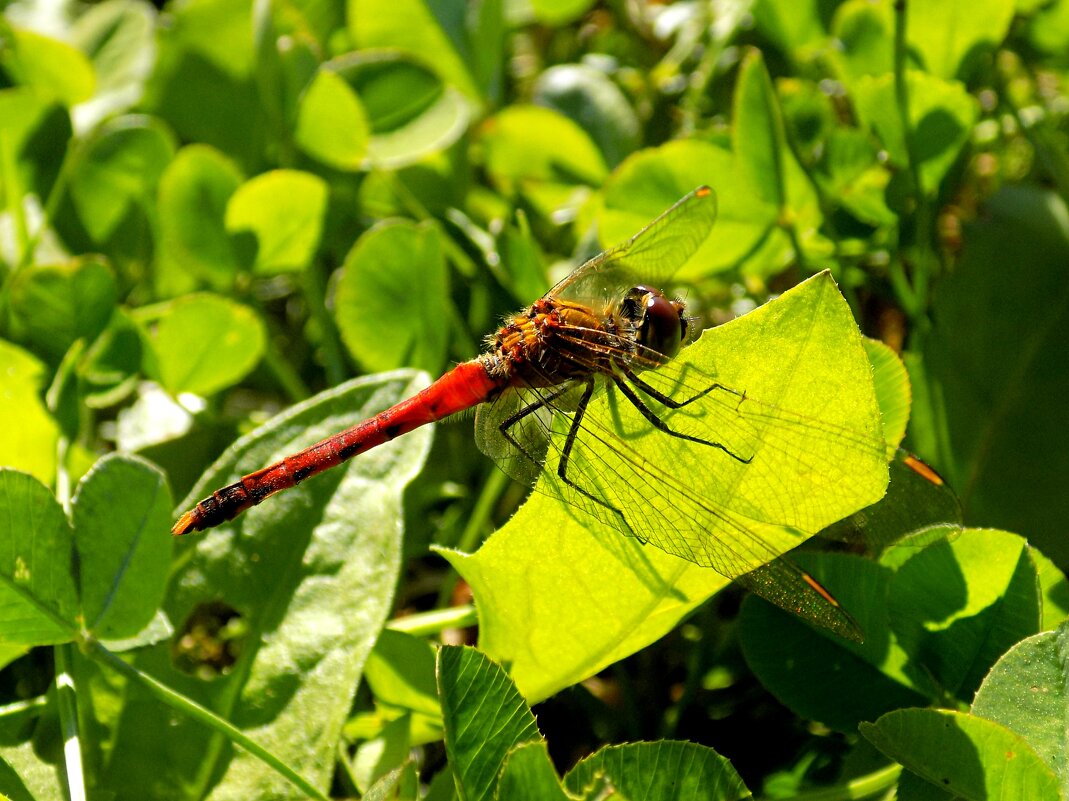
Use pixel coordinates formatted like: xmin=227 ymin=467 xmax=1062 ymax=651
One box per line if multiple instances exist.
xmin=474 ymin=381 xmax=586 ymax=486
xmin=549 ymin=186 xmax=718 ymax=306
xmin=474 ymin=350 xmax=888 ymax=640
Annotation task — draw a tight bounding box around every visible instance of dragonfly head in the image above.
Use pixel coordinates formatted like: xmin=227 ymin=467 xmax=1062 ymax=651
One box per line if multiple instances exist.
xmin=621 ymin=285 xmax=688 ymax=360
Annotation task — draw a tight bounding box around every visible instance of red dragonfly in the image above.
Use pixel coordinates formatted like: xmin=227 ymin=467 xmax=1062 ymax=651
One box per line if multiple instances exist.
xmin=173 ymin=187 xmax=888 ymax=641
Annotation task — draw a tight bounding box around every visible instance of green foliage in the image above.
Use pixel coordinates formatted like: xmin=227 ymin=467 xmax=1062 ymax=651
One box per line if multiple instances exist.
xmin=436 ymin=645 xmax=750 ymax=801
xmin=2 ymin=0 xmax=1069 ymax=798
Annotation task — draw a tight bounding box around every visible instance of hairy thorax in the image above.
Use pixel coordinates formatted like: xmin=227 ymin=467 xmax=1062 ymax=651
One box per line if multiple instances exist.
xmin=479 ymin=298 xmax=631 ymax=388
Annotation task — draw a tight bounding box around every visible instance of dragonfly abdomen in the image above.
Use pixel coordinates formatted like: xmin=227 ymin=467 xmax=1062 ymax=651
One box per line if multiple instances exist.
xmin=172 ymin=360 xmax=501 ymax=535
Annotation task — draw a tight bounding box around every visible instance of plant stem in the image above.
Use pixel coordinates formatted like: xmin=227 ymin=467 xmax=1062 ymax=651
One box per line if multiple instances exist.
xmin=302 ymin=260 xmax=348 ymax=387
xmin=54 ymin=644 xmax=87 ymax=801
xmin=892 ymin=0 xmax=931 ymax=318
xmin=435 ymin=467 xmax=510 ymax=608
xmin=758 ymin=763 xmax=902 ymax=800
xmin=388 ymin=605 xmax=478 ymax=637
xmin=260 ymin=322 xmax=311 ymax=402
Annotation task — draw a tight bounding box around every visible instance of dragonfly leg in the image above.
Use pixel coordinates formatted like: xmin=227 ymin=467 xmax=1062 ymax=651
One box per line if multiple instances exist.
xmin=611 ymin=373 xmax=752 ymax=464
xmin=557 ymin=378 xmax=644 ymax=542
xmin=498 ymin=384 xmax=573 ymax=467
xmin=620 ymin=363 xmax=743 ymax=409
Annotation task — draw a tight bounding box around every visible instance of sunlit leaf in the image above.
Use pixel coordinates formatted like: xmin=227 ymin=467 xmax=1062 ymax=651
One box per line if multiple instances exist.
xmin=853 ymin=71 xmax=978 ymax=195
xmin=830 ymin=0 xmax=893 ymax=85
xmin=335 ymin=220 xmax=448 ymax=375
xmin=597 ymin=141 xmax=775 ymax=277
xmin=157 ymin=144 xmax=243 ymax=287
xmin=294 ymin=68 xmax=370 ymax=170
xmin=862 ymin=709 xmax=1061 ymax=801
xmin=480 ymin=104 xmax=607 ymax=214
xmin=70 ymin=454 xmax=172 ymax=639
xmin=0 ymin=342 xmax=60 ymax=484
xmin=564 ymin=741 xmax=751 ymax=801
xmin=140 ymin=293 xmax=266 ymax=397
xmin=0 ymin=470 xmax=78 ymax=646
xmin=887 ymin=529 xmax=1041 ymax=700
xmin=907 ymin=0 xmax=1015 ymax=80
xmin=751 ymin=0 xmax=828 ymax=61
xmin=865 ymin=337 xmax=910 ymax=453
xmin=444 ymin=274 xmax=887 ymax=700
xmin=437 ymin=645 xmax=541 ymax=801
xmin=224 ymin=169 xmax=328 ymax=273
xmin=348 ymin=0 xmax=479 ymax=99
xmin=104 ymin=371 xmax=432 ymax=795
xmin=1 ymin=27 xmax=96 ymax=107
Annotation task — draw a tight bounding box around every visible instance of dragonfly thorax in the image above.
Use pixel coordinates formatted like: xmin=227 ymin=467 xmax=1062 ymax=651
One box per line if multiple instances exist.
xmin=483 ymin=297 xmax=636 ymax=387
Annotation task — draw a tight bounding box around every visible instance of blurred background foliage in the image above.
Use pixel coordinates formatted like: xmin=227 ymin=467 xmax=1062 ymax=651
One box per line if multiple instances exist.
xmin=3 ymin=0 xmax=1069 ymax=796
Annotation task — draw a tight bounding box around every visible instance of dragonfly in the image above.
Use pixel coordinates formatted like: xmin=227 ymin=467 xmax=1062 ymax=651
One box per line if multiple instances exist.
xmin=173 ymin=186 xmax=889 ymax=641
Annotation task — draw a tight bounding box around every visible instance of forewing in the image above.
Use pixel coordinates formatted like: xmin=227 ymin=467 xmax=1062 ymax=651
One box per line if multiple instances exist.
xmin=550 ymin=186 xmax=718 ymax=305
xmin=525 ymin=362 xmax=886 ymax=639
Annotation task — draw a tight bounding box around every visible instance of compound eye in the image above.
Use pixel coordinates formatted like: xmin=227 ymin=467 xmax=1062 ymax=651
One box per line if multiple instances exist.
xmin=638 ymin=291 xmax=684 ymax=359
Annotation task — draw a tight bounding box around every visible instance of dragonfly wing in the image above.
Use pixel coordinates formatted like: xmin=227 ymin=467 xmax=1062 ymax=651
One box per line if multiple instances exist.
xmin=549 ymin=186 xmax=718 ymax=305
xmin=526 ymin=364 xmax=886 ymax=639
xmin=735 ymin=559 xmax=863 ymax=642
xmin=474 ymin=383 xmax=584 ymax=486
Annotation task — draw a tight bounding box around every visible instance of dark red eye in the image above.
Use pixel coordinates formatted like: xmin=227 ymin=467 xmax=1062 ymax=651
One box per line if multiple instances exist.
xmin=632 ymin=287 xmax=685 ymax=358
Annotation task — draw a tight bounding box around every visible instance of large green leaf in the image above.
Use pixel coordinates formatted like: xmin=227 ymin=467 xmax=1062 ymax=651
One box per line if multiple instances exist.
xmin=0 ymin=342 xmax=60 ymax=484
xmin=444 ymin=273 xmax=888 ymax=700
xmin=862 ymin=709 xmax=1061 ymax=801
xmin=0 ymin=471 xmax=78 ymax=646
xmin=224 ymin=169 xmax=328 ymax=274
xmin=139 ymin=293 xmax=266 ymax=397
xmin=334 ymin=220 xmax=448 ymax=375
xmin=70 ymin=454 xmax=172 ymax=640
xmin=103 ymin=371 xmax=432 ymax=799
xmin=6 ymin=257 xmax=117 ymax=362
xmin=157 ymin=144 xmax=243 ymax=288
xmin=971 ymin=625 xmax=1069 ymax=796
xmin=887 ymin=529 xmax=1041 ymax=700
xmin=437 ymin=645 xmax=541 ymax=801
xmin=563 ymin=741 xmax=751 ymax=801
